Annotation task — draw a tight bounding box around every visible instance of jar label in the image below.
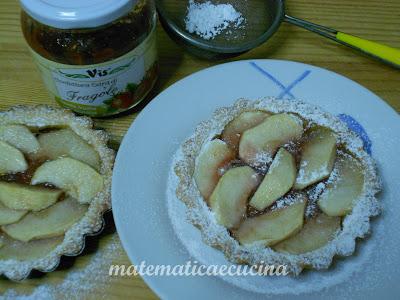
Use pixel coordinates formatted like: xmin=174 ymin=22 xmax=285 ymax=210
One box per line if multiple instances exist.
xmin=30 ymin=25 xmax=157 ymax=117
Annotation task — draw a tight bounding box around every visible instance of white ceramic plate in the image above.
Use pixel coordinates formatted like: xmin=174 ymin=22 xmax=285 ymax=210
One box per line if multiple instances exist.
xmin=112 ymin=59 xmax=400 ymax=300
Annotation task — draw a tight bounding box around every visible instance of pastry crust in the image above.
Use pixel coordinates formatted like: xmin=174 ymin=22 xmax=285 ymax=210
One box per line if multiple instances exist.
xmin=174 ymin=98 xmax=381 ymax=275
xmin=0 ymin=105 xmax=114 ymax=281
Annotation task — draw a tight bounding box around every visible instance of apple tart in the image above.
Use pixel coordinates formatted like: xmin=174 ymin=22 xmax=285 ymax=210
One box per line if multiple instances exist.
xmin=0 ymin=105 xmax=114 ymax=280
xmin=174 ymin=98 xmax=381 ymax=275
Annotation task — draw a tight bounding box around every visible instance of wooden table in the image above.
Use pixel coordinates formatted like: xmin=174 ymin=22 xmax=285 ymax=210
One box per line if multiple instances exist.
xmin=0 ymin=0 xmax=399 ymax=298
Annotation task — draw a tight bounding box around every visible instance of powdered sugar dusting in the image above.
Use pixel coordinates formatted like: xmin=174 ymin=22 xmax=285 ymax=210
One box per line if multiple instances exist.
xmin=0 ymin=105 xmax=115 ymax=281
xmin=251 ymin=151 xmax=273 ymax=171
xmin=270 ymin=193 xmax=304 ymax=212
xmin=308 ymin=182 xmax=326 ymax=202
xmin=2 ymin=234 xmax=123 ymax=299
xmin=185 ymin=0 xmax=245 ymax=40
xmin=296 ymin=163 xmax=330 ymax=188
xmin=305 ymin=182 xmax=326 ymax=218
xmin=173 ymin=97 xmax=381 ymax=276
xmin=168 ymin=144 xmax=383 ymax=295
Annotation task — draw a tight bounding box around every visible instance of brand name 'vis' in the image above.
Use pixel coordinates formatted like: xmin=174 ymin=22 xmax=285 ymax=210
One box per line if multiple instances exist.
xmin=86 ymin=68 xmax=110 ymax=78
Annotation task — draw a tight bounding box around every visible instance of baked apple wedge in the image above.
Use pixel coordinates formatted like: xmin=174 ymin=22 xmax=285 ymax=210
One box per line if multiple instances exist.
xmin=273 ymin=213 xmax=341 ymax=254
xmin=239 ymin=113 xmax=303 ymax=166
xmin=31 ymin=157 xmax=103 ymax=204
xmin=0 ymin=182 xmax=62 ymax=211
xmin=173 ymin=98 xmax=381 ymax=275
xmin=38 ymin=129 xmax=100 ymax=170
xmin=236 ymin=199 xmax=306 ymax=246
xmin=0 ymin=202 xmax=27 ymax=226
xmin=0 ymin=235 xmax=64 ymax=260
xmin=0 ymin=125 xmax=40 ymax=154
xmin=295 ymin=127 xmax=337 ymax=190
xmin=0 ymin=141 xmax=28 ymax=174
xmin=221 ymin=111 xmax=269 ymax=151
xmin=318 ymin=154 xmax=364 ymax=216
xmin=209 ymin=166 xmax=260 ymax=229
xmin=249 ymin=148 xmax=296 ymax=210
xmin=194 ymin=139 xmax=235 ymax=200
xmin=2 ymin=197 xmax=87 ymax=242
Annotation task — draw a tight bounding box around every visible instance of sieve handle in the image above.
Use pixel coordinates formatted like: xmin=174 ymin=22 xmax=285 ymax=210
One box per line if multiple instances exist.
xmin=284 ymin=15 xmax=400 ymax=69
xmin=336 ymin=32 xmax=400 ymax=67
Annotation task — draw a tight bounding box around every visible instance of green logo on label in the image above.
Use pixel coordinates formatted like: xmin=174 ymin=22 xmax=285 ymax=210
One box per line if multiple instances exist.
xmin=58 ymin=59 xmax=136 ymax=79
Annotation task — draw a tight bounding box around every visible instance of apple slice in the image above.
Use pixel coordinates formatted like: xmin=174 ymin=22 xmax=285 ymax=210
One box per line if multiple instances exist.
xmin=318 ymin=154 xmax=364 ymax=216
xmin=239 ymin=113 xmax=303 ymax=166
xmin=0 ymin=141 xmax=28 ymax=174
xmin=0 ymin=181 xmax=62 ymax=211
xmin=38 ymin=128 xmax=100 ymax=170
xmin=194 ymin=139 xmax=235 ymax=200
xmin=209 ymin=166 xmax=260 ymax=229
xmin=0 ymin=234 xmax=63 ymax=260
xmin=236 ymin=199 xmax=306 ymax=246
xmin=249 ymin=148 xmax=296 ymax=210
xmin=273 ymin=213 xmax=341 ymax=254
xmin=31 ymin=157 xmax=103 ymax=204
xmin=295 ymin=127 xmax=337 ymax=190
xmin=0 ymin=125 xmax=40 ymax=154
xmin=2 ymin=197 xmax=87 ymax=242
xmin=221 ymin=111 xmax=269 ymax=151
xmin=0 ymin=202 xmax=27 ymax=225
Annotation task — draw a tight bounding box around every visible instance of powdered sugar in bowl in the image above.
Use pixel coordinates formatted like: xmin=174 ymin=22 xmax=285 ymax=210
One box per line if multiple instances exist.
xmin=156 ymin=0 xmax=282 ymax=59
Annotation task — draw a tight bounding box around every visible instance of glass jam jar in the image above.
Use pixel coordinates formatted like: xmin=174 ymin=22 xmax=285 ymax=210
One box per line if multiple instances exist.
xmin=20 ymin=0 xmax=158 ymax=117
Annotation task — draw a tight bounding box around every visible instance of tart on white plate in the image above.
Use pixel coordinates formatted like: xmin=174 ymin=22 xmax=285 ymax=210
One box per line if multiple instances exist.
xmin=0 ymin=105 xmax=114 ymax=281
xmin=174 ymin=98 xmax=381 ymax=275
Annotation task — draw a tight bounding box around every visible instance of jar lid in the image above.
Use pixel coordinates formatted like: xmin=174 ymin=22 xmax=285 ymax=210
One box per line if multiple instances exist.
xmin=20 ymin=0 xmax=138 ymax=29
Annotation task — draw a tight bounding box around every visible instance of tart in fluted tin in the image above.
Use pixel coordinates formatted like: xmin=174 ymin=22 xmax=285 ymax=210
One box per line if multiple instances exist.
xmin=174 ymin=98 xmax=381 ymax=275
xmin=0 ymin=105 xmax=114 ymax=280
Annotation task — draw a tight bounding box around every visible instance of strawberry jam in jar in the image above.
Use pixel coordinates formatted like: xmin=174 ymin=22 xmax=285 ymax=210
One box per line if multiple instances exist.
xmin=20 ymin=0 xmax=158 ymax=117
